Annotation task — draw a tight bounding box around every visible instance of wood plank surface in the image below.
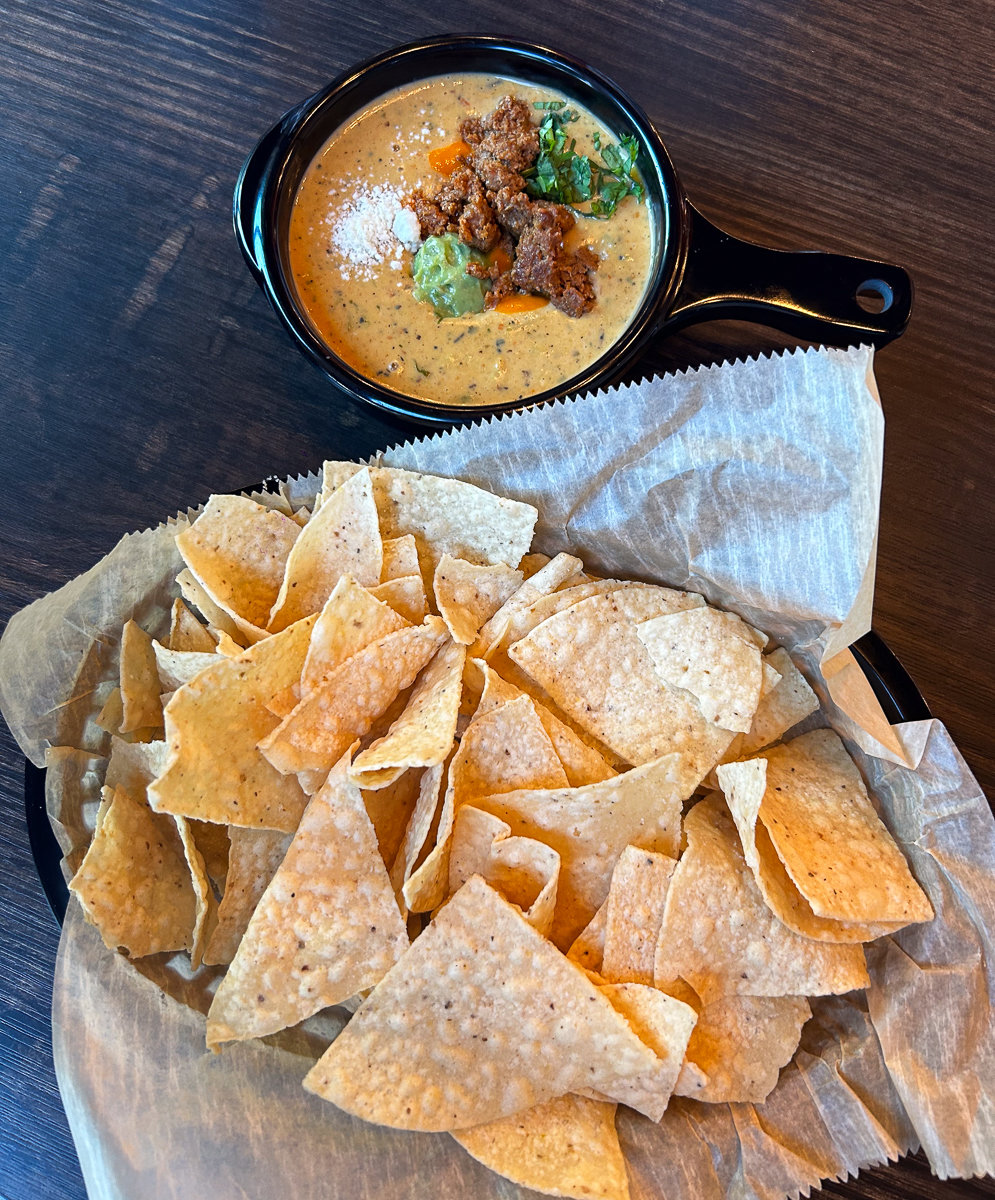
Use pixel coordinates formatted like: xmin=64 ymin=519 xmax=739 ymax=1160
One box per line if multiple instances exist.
xmin=0 ymin=1 xmax=992 ymax=1198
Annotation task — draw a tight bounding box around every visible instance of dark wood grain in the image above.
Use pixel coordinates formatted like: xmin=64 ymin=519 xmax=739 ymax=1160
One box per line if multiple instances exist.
xmin=1 ymin=1 xmax=992 ymax=1197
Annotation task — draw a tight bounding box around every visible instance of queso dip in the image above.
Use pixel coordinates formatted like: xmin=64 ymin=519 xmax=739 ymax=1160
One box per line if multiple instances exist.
xmin=288 ymin=74 xmax=656 ymax=408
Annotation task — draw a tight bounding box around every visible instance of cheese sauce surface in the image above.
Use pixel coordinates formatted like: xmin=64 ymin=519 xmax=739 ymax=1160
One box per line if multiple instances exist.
xmin=288 ymin=74 xmax=656 ymax=407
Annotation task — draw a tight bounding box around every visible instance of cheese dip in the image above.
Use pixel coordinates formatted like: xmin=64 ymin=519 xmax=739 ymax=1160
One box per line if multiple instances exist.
xmin=288 ymin=74 xmax=656 ymax=408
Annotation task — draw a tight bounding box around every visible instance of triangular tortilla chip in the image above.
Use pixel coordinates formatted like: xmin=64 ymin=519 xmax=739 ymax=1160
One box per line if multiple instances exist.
xmin=176 ymin=494 xmax=299 ymax=635
xmin=69 ymin=786 xmax=198 ymax=957
xmin=152 ymin=643 xmax=220 ymax=692
xmin=369 ymin=575 xmax=427 ymax=623
xmin=174 ymin=814 xmax=216 ymax=968
xmin=674 ymin=992 xmax=811 ymax=1104
xmin=469 ymin=553 xmax=585 ymax=659
xmin=202 ymin=826 xmax=292 ymax=966
xmin=268 ymin=467 xmax=382 ymax=631
xmin=471 ymin=659 xmax=616 ymax=787
xmin=601 ymin=846 xmax=677 ymax=986
xmin=389 ymin=758 xmax=449 ymax=909
xmin=449 ymin=805 xmax=560 ymax=936
xmin=381 ymin=534 xmax=421 ymax=581
xmin=509 ymin=587 xmax=734 ymax=778
xmin=402 ymin=694 xmax=568 ymax=914
xmin=320 ymin=463 xmax=539 ymax=592
xmin=452 ymin=1094 xmax=629 ymax=1200
xmin=433 ymin=554 xmax=524 ymax=645
xmin=168 ymin=597 xmax=217 ymax=652
xmin=119 ymin=620 xmax=163 ymax=734
xmin=350 ymin=640 xmax=465 ymax=789
xmin=635 ymin=607 xmax=764 ymax=732
xmin=149 ymin=616 xmax=315 ymax=831
xmin=206 ymin=754 xmax=409 ymax=1047
xmin=597 ymin=981 xmax=698 ymax=1101
xmin=300 ymin=576 xmax=409 ymax=697
xmin=473 ymin=753 xmax=689 ymax=949
xmin=258 ymin=619 xmax=447 ymax=779
xmin=718 ymin=730 xmax=933 ymax=930
xmin=653 ymin=794 xmax=869 ymax=1001
xmin=304 ymin=876 xmax=683 ymax=1129
xmin=362 ymin=768 xmax=423 ymax=871
xmin=719 ymin=645 xmax=820 ymax=762
xmin=566 ymin=900 xmax=608 ymax=974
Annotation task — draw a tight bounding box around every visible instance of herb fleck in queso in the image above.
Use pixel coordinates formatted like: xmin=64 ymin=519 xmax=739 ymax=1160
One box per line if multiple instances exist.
xmin=288 ymin=75 xmax=656 ymax=408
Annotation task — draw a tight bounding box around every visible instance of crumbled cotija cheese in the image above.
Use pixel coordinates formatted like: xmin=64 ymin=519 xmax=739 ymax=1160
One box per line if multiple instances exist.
xmin=330 ymin=184 xmax=421 ymax=280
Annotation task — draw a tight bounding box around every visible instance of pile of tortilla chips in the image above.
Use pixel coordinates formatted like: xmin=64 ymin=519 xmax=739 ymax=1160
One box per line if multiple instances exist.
xmin=66 ymin=463 xmax=934 ymax=1200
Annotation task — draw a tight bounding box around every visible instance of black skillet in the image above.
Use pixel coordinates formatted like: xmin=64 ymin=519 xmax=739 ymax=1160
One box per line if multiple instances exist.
xmin=233 ymin=35 xmax=913 ymax=426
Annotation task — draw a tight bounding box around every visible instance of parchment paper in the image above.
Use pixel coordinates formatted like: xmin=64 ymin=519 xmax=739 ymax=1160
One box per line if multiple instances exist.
xmin=2 ymin=344 xmax=993 ymax=1198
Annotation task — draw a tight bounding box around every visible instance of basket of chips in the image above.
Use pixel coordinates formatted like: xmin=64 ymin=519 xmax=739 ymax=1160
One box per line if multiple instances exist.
xmin=1 ymin=345 xmax=992 ymax=1200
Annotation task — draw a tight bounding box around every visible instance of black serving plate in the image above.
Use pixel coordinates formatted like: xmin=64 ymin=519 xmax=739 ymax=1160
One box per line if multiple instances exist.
xmin=24 ymin=629 xmax=931 ymax=926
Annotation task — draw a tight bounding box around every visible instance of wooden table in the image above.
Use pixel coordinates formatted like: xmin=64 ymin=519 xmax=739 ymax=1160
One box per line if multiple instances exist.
xmin=1 ymin=2 xmax=992 ymax=1197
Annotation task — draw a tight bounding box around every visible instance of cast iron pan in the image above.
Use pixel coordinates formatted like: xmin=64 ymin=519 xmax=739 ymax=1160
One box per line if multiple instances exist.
xmin=234 ymin=35 xmax=914 ymax=425
xmin=24 ymin=629 xmax=931 ymax=926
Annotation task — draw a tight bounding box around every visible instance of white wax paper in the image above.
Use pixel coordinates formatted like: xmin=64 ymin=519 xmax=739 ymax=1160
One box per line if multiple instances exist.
xmin=2 ymin=344 xmax=993 ymax=1198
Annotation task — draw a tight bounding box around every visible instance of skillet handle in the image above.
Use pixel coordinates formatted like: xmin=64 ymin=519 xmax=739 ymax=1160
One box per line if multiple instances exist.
xmin=664 ymin=203 xmax=913 ymax=346
xmin=232 ymin=112 xmax=301 ymax=282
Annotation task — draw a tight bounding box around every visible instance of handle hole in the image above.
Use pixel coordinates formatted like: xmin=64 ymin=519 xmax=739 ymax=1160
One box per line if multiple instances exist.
xmin=855 ymin=279 xmax=893 ymax=314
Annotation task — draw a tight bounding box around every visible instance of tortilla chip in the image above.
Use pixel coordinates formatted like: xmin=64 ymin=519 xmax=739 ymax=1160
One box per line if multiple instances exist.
xmin=69 ymin=786 xmax=198 ymax=957
xmin=176 ymin=567 xmax=252 ymax=645
xmin=402 ymin=694 xmax=567 ymax=914
xmin=105 ymin=737 xmax=171 ymax=798
xmin=567 ymin=900 xmax=608 ymax=974
xmin=149 ymin=616 xmax=315 ymax=831
xmin=453 ymin=1094 xmax=629 ymax=1200
xmin=369 ymin=575 xmax=428 ymax=623
xmin=719 ymin=730 xmax=933 ymax=928
xmin=268 ymin=467 xmax=382 ymax=631
xmin=472 ymin=660 xmax=616 ymax=787
xmin=473 ymin=753 xmax=689 ymax=949
xmin=720 ymin=645 xmax=820 ymax=761
xmin=481 ymin=579 xmax=635 ymax=677
xmin=206 ymin=753 xmax=409 ymax=1047
xmin=350 ymin=641 xmax=465 ymax=789
xmin=381 ymin=534 xmax=421 ymax=581
xmin=304 ymin=875 xmax=683 ymax=1129
xmin=469 ymin=553 xmax=585 ymax=659
xmin=258 ymin=619 xmax=447 ymax=780
xmin=433 ymin=555 xmax=524 ymax=645
xmin=449 ymin=805 xmax=560 ymax=936
xmin=202 ymin=826 xmax=292 ymax=966
xmin=674 ymin=992 xmax=811 ymax=1104
xmin=597 ymin=981 xmax=698 ymax=1102
xmin=119 ymin=620 xmax=163 ymax=734
xmin=176 ymin=494 xmax=299 ymax=634
xmin=213 ymin=629 xmax=246 ymax=657
xmin=509 ymin=587 xmax=734 ymax=778
xmin=322 ymin=463 xmax=538 ymax=574
xmin=635 ymin=607 xmax=764 ymax=732
xmin=601 ymin=847 xmax=677 ymax=986
xmin=174 ymin=814 xmax=216 ymax=968
xmin=653 ymin=794 xmax=869 ymax=1001
xmin=168 ymin=597 xmax=217 ymax=652
xmin=389 ymin=758 xmax=449 ymax=908
xmin=362 ymin=768 xmax=423 ymax=872
xmin=186 ymin=819 xmax=230 ymax=892
xmin=300 ymin=576 xmax=409 ymax=698
xmin=152 ymin=643 xmax=219 ymax=692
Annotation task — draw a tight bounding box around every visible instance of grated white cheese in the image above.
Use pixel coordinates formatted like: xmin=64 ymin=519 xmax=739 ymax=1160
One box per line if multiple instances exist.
xmin=330 ymin=184 xmax=421 ymax=280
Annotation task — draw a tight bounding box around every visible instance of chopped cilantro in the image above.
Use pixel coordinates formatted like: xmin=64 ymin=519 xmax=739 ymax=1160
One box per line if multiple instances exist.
xmin=524 ymin=105 xmax=644 ymax=218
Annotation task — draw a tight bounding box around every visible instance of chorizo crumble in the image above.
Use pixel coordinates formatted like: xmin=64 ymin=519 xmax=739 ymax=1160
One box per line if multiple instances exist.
xmin=405 ymin=96 xmax=599 ymax=318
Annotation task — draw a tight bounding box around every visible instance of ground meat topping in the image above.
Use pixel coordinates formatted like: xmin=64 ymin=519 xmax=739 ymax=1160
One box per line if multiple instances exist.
xmin=405 ymin=95 xmax=599 ymax=317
